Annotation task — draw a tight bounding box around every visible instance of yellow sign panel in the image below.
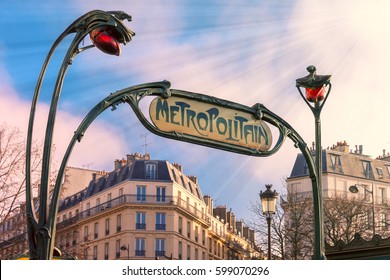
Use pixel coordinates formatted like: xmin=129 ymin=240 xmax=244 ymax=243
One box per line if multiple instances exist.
xmin=149 ymin=97 xmax=272 ymax=151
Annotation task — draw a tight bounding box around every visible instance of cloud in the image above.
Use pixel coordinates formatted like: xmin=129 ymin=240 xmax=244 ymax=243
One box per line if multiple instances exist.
xmin=0 ymin=64 xmax=129 ymax=171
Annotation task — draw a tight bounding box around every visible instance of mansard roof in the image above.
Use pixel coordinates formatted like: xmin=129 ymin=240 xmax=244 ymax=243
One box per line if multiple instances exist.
xmin=83 ymin=159 xmax=204 ymax=200
xmin=289 ymin=148 xmax=390 ymax=183
xmin=58 ymin=188 xmax=86 ymax=212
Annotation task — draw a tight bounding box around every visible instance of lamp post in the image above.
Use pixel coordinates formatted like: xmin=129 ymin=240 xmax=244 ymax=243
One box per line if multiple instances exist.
xmin=296 ymin=65 xmax=332 ymax=259
xmin=120 ymin=244 xmax=130 ymax=260
xmin=260 ymin=184 xmax=278 ymax=260
xmin=25 ymin=10 xmax=135 ymax=260
xmin=349 ymin=184 xmax=376 ymax=236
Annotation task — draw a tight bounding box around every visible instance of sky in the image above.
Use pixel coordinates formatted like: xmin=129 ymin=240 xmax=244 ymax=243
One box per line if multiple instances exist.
xmin=1 ymin=0 xmax=390 ymax=221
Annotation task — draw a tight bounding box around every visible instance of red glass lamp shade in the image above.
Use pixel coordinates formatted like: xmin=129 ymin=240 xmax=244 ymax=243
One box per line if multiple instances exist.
xmin=305 ymin=86 xmax=326 ymax=102
xmin=90 ymin=27 xmax=121 ymax=56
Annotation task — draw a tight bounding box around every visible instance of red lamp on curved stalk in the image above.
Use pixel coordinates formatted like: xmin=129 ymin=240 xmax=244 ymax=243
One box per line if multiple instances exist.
xmin=295 ymin=65 xmax=332 ymax=260
xmin=90 ymin=26 xmax=122 ymax=56
xmin=25 ymin=10 xmax=135 ymax=260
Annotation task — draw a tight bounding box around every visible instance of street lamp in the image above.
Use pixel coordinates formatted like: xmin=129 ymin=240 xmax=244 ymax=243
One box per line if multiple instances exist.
xmin=120 ymin=244 xmax=130 ymax=260
xmin=296 ymin=65 xmax=332 ymax=259
xmin=260 ymin=184 xmax=278 ymax=260
xmin=349 ymin=184 xmax=376 ymax=236
xmin=25 ymin=10 xmax=135 ymax=260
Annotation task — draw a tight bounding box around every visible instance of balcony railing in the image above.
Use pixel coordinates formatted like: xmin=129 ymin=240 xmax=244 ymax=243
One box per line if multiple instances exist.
xmin=136 ymin=223 xmax=146 ymax=230
xmin=57 ymin=194 xmax=210 ymax=230
xmin=155 ymin=224 xmax=166 ymax=230
xmin=155 ymin=250 xmax=165 ymax=257
xmin=135 ymin=250 xmax=145 ymax=256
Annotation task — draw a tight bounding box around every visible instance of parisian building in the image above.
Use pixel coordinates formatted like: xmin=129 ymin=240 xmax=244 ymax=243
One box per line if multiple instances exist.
xmin=285 ymin=141 xmax=390 ymax=257
xmin=0 ymin=153 xmax=262 ymax=260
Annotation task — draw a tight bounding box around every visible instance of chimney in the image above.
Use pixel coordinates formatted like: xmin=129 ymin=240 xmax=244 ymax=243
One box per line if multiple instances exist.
xmin=172 ymin=163 xmax=182 ymax=172
xmin=359 ymin=145 xmax=363 ymax=155
xmin=203 ymin=195 xmax=213 ymax=215
xmin=188 ymin=175 xmax=198 ymax=185
xmin=92 ymin=173 xmax=97 ymax=181
xmin=114 ymin=159 xmax=121 ymax=170
xmin=331 ymin=141 xmax=349 ymax=153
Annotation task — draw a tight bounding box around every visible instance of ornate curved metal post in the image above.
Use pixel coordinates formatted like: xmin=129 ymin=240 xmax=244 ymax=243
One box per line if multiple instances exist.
xmin=296 ymin=65 xmax=332 ymax=259
xmin=25 ymin=10 xmax=135 ymax=260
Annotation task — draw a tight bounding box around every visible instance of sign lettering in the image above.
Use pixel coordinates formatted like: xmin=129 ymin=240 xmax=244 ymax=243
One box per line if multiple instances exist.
xmin=149 ymin=97 xmax=272 ymax=151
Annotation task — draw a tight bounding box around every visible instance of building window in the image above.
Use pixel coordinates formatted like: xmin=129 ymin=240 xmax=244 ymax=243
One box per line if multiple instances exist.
xmin=156 ymin=186 xmax=166 ymax=202
xmin=146 ymin=163 xmax=157 ymax=179
xmin=72 ymin=230 xmax=77 ymax=246
xmin=330 ymin=154 xmax=343 ymax=173
xmin=96 ymin=198 xmax=100 ymax=207
xmin=195 ymin=248 xmax=199 ymax=260
xmin=137 ymin=186 xmax=146 ymax=201
xmin=105 ymin=218 xmax=110 ymax=235
xmin=171 ymin=168 xmax=178 ymax=182
xmin=386 ymin=165 xmax=390 ymax=177
xmin=178 ymin=241 xmax=182 ymax=260
xmin=107 ymin=193 xmax=112 ymax=207
xmin=117 ymin=214 xmax=122 ymax=232
xmin=381 ymin=213 xmax=389 ymax=230
xmin=180 ymin=175 xmax=187 ymax=190
xmin=86 ymin=202 xmax=91 ymax=216
xmin=155 ymin=239 xmax=165 ymax=257
xmin=362 ymin=161 xmax=373 ymax=179
xmin=187 ymin=221 xmax=191 ymax=238
xmin=379 ymin=188 xmax=386 ymax=204
xmin=202 ymin=230 xmax=206 ymax=246
xmin=104 ymin=243 xmax=109 ymax=260
xmin=93 ymin=245 xmax=98 ymax=260
xmin=135 ymin=238 xmax=146 ymax=256
xmin=84 ymin=225 xmax=89 ymax=241
xmin=136 ymin=212 xmax=146 ymax=229
xmin=195 ymin=226 xmax=199 ymax=242
xmin=94 ymin=222 xmax=99 ymax=239
xmin=188 ymin=181 xmax=194 ymax=194
xmin=377 ymin=168 xmax=384 ymax=179
xmin=119 ymin=188 xmax=124 ymax=203
xmin=178 ymin=216 xmax=183 ymax=234
xmin=83 ymin=248 xmax=88 ymax=260
xmin=187 ymin=245 xmax=191 ymax=260
xmin=116 ymin=240 xmax=121 ymax=258
xmin=155 ymin=212 xmax=166 ymax=230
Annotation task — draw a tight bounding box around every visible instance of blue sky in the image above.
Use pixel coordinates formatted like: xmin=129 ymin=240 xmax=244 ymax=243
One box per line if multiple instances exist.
xmin=1 ymin=0 xmax=390 ymax=220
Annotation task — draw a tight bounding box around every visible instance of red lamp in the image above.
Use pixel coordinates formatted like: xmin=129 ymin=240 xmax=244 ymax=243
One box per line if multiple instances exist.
xmin=90 ymin=26 xmax=121 ymax=56
xmin=296 ymin=65 xmax=331 ymax=103
xmin=305 ymin=86 xmax=326 ymax=102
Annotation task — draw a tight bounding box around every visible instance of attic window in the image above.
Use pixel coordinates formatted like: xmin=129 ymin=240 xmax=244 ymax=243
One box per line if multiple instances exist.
xmin=145 ymin=162 xmax=157 ymax=179
xmin=180 ymin=175 xmax=187 ymax=190
xmin=188 ymin=181 xmax=194 ymax=194
xmin=377 ymin=167 xmax=383 ymax=179
xmin=330 ymin=154 xmax=343 ymax=173
xmin=361 ymin=161 xmax=373 ymax=179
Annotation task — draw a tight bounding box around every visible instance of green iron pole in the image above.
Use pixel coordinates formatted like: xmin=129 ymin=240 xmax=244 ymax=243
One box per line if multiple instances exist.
xmin=25 ymin=10 xmax=134 ymax=260
xmin=296 ymin=65 xmax=332 ymax=259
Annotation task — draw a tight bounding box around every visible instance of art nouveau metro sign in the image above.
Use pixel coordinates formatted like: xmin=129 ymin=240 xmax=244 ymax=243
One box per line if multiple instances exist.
xmin=149 ymin=96 xmax=272 ymax=151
